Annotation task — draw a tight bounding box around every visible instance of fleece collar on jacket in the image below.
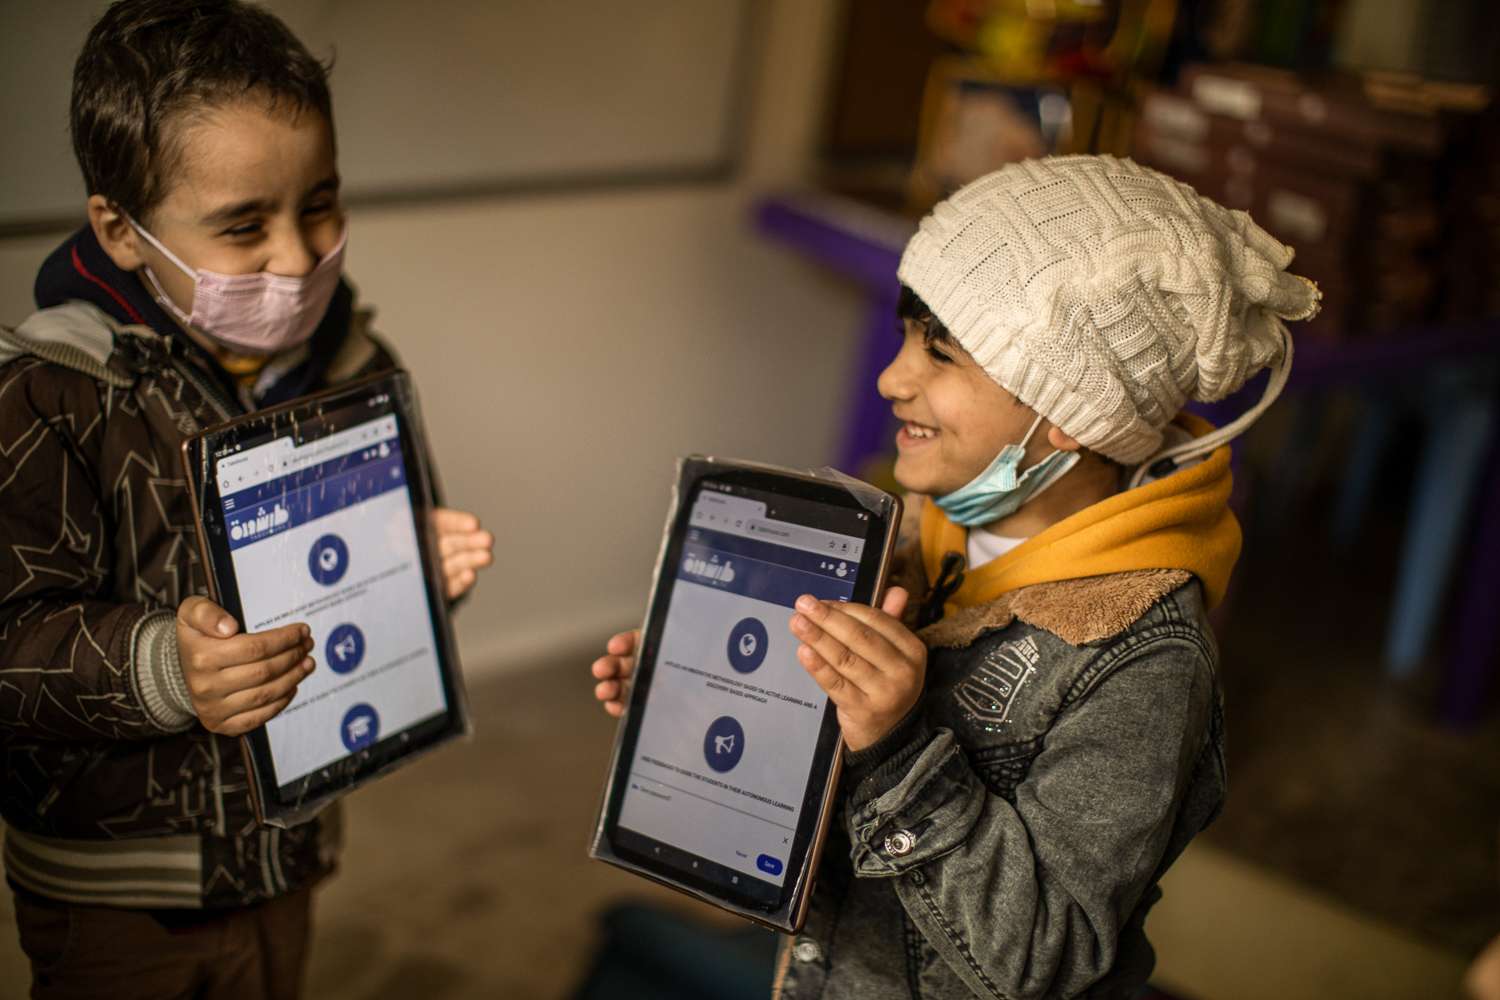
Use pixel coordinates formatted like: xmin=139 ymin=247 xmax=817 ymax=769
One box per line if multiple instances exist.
xmin=919 ymin=412 xmax=1241 ymax=622
xmin=31 ymin=224 xmax=354 ymax=408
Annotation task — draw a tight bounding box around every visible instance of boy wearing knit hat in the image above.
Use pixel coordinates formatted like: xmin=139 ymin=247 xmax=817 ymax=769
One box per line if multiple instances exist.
xmin=592 ymin=154 xmax=1319 ymax=999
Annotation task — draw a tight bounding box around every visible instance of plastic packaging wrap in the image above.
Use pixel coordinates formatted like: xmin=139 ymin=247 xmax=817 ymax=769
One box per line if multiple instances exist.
xmin=589 ymin=456 xmax=902 ymax=932
xmin=183 ymin=370 xmax=470 ymax=829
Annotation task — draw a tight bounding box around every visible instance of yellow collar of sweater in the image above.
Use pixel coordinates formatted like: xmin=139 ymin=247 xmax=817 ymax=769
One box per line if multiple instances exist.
xmin=920 ymin=413 xmax=1241 ymax=615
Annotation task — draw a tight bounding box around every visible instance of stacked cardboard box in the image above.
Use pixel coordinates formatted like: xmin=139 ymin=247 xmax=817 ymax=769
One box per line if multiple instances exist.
xmin=1131 ymin=63 xmax=1469 ymax=339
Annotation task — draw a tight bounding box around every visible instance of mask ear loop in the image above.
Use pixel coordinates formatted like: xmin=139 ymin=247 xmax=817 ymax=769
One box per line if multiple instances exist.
xmin=997 ymin=413 xmax=1048 ymax=491
xmin=1127 ymin=321 xmax=1295 ymax=490
xmin=1018 ymin=412 xmax=1046 ymax=447
xmin=121 ymin=210 xmax=198 ymax=279
xmin=112 ymin=203 xmax=204 ymax=330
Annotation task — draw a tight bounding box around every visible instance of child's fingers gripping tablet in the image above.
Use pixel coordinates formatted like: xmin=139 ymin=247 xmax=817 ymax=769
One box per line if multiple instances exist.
xmin=176 ymin=596 xmax=317 ymax=737
xmin=789 ymin=587 xmax=926 ymax=752
xmin=433 ymin=507 xmax=495 ymax=599
xmin=591 ymin=629 xmax=641 ymax=717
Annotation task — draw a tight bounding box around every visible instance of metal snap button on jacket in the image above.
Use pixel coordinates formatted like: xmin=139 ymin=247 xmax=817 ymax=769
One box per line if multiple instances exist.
xmin=884 ymin=830 xmax=915 ymax=857
xmin=794 ymin=939 xmax=822 ymax=963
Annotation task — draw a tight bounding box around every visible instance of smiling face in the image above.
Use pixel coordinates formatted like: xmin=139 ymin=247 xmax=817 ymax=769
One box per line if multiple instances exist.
xmin=90 ymin=92 xmax=343 ymax=354
xmin=877 ymin=318 xmax=1044 ymax=497
xmin=139 ymin=96 xmax=342 ymax=298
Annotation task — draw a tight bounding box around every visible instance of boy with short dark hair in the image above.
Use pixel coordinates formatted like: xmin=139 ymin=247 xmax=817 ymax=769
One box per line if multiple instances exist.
xmin=0 ymin=2 xmax=492 ymax=996
xmin=593 ymin=155 xmax=1320 ymax=999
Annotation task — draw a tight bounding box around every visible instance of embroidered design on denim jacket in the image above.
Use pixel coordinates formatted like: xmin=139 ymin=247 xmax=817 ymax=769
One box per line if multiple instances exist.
xmin=955 ymin=635 xmax=1038 ymax=728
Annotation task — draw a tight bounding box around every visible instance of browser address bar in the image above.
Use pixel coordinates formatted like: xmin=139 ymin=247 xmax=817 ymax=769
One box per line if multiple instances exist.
xmin=220 ymin=415 xmax=399 ymax=492
xmin=288 ymin=418 xmax=396 ymax=466
xmin=744 ymin=518 xmax=861 ymax=558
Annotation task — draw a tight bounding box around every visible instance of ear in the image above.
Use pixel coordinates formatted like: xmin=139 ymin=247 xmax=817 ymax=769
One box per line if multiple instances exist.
xmin=87 ymin=195 xmax=145 ymax=272
xmin=1046 ymin=424 xmax=1084 ymax=452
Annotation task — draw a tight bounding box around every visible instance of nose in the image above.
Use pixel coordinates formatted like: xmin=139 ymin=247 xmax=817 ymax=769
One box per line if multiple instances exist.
xmin=266 ymin=222 xmax=321 ymax=278
xmin=877 ymin=337 xmax=919 ymax=402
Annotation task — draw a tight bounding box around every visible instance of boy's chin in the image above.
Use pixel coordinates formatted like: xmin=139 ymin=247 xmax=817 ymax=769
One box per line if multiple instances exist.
xmin=891 ymin=456 xmax=946 ymax=498
xmin=893 ymin=454 xmax=986 ymax=501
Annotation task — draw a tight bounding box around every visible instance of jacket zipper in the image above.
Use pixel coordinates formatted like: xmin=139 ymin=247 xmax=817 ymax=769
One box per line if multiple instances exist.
xmin=170 ymin=353 xmax=240 ymax=423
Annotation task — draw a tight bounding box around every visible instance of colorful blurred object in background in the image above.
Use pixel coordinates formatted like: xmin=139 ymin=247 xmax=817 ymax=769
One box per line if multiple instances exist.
xmin=907 ymin=0 xmax=1178 ymax=209
xmin=824 ymin=0 xmax=1500 ymax=346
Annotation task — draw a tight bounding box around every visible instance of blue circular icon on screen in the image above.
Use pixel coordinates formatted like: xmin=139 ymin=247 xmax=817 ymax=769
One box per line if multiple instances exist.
xmin=308 ymin=534 xmax=349 ymax=586
xmin=727 ymin=618 xmax=769 ymax=674
xmin=341 ymin=703 xmax=380 ymax=752
xmin=325 ymin=624 xmax=366 ymax=675
xmin=703 ymin=716 xmax=745 ymax=773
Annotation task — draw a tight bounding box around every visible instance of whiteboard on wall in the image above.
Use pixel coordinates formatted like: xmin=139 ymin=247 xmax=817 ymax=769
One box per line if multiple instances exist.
xmin=0 ymin=0 xmax=752 ymax=231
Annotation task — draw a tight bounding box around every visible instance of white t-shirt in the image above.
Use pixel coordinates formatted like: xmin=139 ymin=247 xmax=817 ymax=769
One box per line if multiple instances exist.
xmin=967 ymin=529 xmax=1027 ymax=570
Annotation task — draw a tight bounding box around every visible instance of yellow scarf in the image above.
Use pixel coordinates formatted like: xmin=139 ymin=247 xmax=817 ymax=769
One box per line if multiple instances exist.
xmin=920 ymin=413 xmax=1241 ymax=614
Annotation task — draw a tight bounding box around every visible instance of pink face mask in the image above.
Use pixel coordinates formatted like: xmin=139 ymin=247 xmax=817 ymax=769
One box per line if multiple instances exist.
xmin=127 ymin=216 xmax=346 ymax=355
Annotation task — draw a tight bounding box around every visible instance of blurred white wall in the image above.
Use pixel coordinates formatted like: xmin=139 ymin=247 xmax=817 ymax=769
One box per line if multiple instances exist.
xmin=0 ymin=0 xmax=751 ymax=225
xmin=0 ymin=0 xmax=865 ymax=676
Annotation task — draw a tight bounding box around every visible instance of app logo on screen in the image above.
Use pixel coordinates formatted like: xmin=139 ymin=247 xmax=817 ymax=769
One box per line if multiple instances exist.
xmin=726 ymin=618 xmax=768 ymax=674
xmin=308 ymin=534 xmax=349 ymax=586
xmin=703 ymin=716 xmax=745 ymax=772
xmin=341 ymin=703 xmax=380 ymax=752
xmin=325 ymin=623 xmax=366 ymax=675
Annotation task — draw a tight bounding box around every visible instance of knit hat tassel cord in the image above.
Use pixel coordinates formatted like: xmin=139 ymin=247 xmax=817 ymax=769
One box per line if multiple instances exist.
xmin=1126 ymin=321 xmax=1294 ymax=490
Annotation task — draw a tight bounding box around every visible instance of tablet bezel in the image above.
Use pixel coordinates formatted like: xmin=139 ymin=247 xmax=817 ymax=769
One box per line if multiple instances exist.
xmin=589 ymin=457 xmax=901 ymax=933
xmin=182 ymin=370 xmax=470 ymax=829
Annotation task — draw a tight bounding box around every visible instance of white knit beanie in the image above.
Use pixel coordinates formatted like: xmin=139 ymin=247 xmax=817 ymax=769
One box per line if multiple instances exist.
xmin=897 ymin=155 xmax=1321 ymax=469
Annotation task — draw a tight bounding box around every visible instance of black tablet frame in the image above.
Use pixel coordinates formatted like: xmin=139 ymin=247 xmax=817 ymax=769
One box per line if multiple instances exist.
xmin=182 ymin=370 xmax=470 ymax=829
xmin=589 ymin=457 xmax=901 ymax=933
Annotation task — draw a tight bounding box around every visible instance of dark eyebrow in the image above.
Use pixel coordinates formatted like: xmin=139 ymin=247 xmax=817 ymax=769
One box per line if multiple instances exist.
xmin=202 ymin=198 xmax=273 ymax=226
xmin=306 ymin=174 xmax=340 ymax=200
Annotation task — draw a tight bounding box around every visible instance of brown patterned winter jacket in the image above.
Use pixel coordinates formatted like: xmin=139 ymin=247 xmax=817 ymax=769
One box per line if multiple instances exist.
xmin=0 ymin=299 xmax=395 ymax=909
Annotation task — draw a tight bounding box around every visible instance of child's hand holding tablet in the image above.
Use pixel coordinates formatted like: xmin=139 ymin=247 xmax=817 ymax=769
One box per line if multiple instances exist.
xmin=597 ymin=589 xmax=926 ymax=755
xmin=176 ymin=597 xmax=316 ymax=736
xmin=787 ymin=588 xmax=925 ymax=752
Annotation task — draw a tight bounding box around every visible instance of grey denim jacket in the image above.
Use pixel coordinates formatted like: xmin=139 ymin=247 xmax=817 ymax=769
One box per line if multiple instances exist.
xmin=773 ymin=550 xmax=1226 ymax=1000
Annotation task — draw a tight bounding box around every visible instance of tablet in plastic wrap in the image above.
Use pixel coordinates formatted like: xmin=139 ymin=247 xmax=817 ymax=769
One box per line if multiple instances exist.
xmin=590 ymin=457 xmax=902 ymax=932
xmin=183 ymin=370 xmax=469 ymax=828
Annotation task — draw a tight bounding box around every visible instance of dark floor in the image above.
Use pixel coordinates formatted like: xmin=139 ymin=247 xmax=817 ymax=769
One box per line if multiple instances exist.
xmin=1206 ymin=493 xmax=1500 ymax=955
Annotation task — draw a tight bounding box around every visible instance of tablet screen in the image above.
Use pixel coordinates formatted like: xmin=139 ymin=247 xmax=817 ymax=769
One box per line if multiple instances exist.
xmin=613 ymin=482 xmax=871 ymax=906
xmin=213 ymin=404 xmax=447 ymax=791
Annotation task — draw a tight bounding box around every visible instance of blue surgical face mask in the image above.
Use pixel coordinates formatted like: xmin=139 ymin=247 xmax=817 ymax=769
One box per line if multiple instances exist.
xmin=933 ymin=414 xmax=1081 ymax=527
